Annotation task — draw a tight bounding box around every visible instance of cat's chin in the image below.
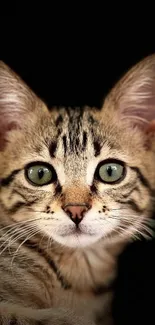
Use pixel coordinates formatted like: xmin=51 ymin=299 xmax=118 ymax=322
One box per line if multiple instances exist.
xmin=51 ymin=230 xmax=102 ymax=248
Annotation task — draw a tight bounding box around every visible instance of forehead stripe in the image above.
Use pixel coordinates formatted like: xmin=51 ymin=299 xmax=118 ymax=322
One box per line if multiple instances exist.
xmin=49 ymin=141 xmax=57 ymax=158
xmin=93 ymin=140 xmax=102 ymax=157
xmin=82 ymin=131 xmax=87 ymax=150
xmin=63 ymin=135 xmax=67 ymax=156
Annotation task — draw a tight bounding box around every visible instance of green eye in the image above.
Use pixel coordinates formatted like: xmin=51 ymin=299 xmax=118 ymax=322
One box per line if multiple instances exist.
xmin=97 ymin=160 xmax=125 ymax=184
xmin=25 ymin=163 xmax=56 ymax=186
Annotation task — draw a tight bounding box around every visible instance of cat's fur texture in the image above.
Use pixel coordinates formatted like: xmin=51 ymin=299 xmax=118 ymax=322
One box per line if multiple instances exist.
xmin=0 ymin=54 xmax=155 ymax=324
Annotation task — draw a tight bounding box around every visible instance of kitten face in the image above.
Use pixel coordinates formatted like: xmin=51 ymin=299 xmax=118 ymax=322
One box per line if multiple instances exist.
xmin=0 ymin=57 xmax=155 ymax=249
xmin=0 ymin=108 xmax=154 ymax=249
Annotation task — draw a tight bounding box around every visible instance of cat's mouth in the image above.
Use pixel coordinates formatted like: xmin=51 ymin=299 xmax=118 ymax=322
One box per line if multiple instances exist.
xmin=60 ymin=224 xmax=95 ymax=237
xmin=60 ymin=226 xmax=79 ymax=234
xmin=52 ymin=224 xmax=102 ymax=248
xmin=60 ymin=227 xmax=83 ymax=237
xmin=66 ymin=226 xmax=94 ymax=236
xmin=70 ymin=227 xmax=82 ymax=234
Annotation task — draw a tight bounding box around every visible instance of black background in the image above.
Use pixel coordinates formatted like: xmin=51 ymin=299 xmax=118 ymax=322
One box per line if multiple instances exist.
xmin=1 ymin=16 xmax=155 ymax=325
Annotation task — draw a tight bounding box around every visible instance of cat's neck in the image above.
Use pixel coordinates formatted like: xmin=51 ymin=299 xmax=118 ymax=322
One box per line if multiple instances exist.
xmin=35 ymin=235 xmax=127 ymax=294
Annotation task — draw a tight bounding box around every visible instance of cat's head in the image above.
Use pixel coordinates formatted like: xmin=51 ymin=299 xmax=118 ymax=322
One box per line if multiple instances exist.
xmin=0 ymin=56 xmax=155 ymax=249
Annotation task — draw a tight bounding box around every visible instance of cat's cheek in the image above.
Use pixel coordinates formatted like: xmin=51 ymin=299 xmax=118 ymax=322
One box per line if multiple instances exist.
xmin=35 ymin=213 xmax=74 ymax=237
xmin=80 ymin=222 xmax=116 ymax=238
xmin=81 ymin=212 xmax=120 ymax=237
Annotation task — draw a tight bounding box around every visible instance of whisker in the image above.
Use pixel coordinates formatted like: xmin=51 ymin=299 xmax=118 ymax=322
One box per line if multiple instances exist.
xmin=107 ymin=212 xmax=154 ymax=241
xmin=0 ymin=223 xmax=37 ymax=250
xmin=0 ymin=225 xmax=38 ymax=256
xmin=0 ymin=217 xmax=42 ymax=239
xmin=8 ymin=225 xmax=38 ymax=246
xmin=10 ymin=228 xmax=42 ymax=267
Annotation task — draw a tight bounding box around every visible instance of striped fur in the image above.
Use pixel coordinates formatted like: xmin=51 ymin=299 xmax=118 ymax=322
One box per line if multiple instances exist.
xmin=0 ymin=55 xmax=155 ymax=324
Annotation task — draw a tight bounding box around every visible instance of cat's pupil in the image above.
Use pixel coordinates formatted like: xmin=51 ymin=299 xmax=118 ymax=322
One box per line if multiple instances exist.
xmin=106 ymin=166 xmax=114 ymax=177
xmin=38 ymin=168 xmax=44 ymax=179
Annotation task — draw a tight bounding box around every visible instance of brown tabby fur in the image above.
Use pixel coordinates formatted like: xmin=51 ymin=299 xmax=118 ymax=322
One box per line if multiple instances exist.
xmin=0 ymin=55 xmax=155 ymax=324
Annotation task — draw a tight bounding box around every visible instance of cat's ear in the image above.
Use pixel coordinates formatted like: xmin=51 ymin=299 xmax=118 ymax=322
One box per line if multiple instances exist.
xmin=104 ymin=54 xmax=155 ymax=136
xmin=0 ymin=61 xmax=48 ymax=150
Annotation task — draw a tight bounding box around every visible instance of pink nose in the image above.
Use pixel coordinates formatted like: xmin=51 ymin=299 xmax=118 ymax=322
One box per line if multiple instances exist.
xmin=63 ymin=204 xmax=90 ymax=225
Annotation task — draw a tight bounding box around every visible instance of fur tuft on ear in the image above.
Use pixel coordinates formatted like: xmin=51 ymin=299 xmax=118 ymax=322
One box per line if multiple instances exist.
xmin=104 ymin=54 xmax=155 ymax=133
xmin=0 ymin=61 xmax=48 ymax=150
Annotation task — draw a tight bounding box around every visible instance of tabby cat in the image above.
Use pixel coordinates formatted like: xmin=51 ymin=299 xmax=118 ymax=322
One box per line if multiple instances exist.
xmin=0 ymin=54 xmax=155 ymax=325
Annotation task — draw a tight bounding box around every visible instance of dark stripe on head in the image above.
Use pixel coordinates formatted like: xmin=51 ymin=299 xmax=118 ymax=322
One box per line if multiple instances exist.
xmin=63 ymin=135 xmax=67 ymax=156
xmin=49 ymin=141 xmax=57 ymax=158
xmin=23 ymin=240 xmax=71 ymax=290
xmin=93 ymin=140 xmax=102 ymax=157
xmin=55 ymin=114 xmax=63 ymax=127
xmin=57 ymin=127 xmax=62 ymax=136
xmin=76 ymin=138 xmax=80 ymax=147
xmin=82 ymin=131 xmax=87 ymax=150
xmin=0 ymin=169 xmax=21 ymax=187
xmin=69 ymin=131 xmax=73 ymax=152
xmin=88 ymin=114 xmax=102 ymax=157
xmin=131 ymin=167 xmax=152 ymax=191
